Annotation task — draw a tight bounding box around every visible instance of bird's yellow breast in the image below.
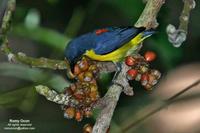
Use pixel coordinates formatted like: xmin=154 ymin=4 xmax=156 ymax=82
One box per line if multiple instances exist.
xmin=85 ymin=33 xmax=144 ymax=62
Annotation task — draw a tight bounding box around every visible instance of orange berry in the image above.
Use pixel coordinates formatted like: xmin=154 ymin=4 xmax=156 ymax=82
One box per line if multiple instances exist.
xmin=89 ymin=91 xmax=98 ymax=101
xmin=90 ymin=84 xmax=98 ymax=92
xmin=83 ymin=124 xmax=93 ymax=133
xmin=75 ymin=111 xmax=83 ymax=122
xmin=74 ymin=64 xmax=81 ymax=75
xmin=65 ymin=107 xmax=75 ymax=119
xmin=79 ymin=60 xmax=89 ymax=71
xmin=77 ymin=72 xmax=85 ymax=81
xmin=144 ymin=51 xmax=156 ymax=62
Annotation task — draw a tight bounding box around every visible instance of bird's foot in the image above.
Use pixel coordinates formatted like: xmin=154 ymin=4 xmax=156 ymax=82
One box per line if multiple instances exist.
xmin=64 ymin=58 xmax=75 ymax=79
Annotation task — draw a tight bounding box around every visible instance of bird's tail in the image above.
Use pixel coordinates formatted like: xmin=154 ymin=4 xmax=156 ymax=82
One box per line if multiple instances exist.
xmin=142 ymin=29 xmax=156 ymax=38
xmin=133 ymin=29 xmax=156 ymax=45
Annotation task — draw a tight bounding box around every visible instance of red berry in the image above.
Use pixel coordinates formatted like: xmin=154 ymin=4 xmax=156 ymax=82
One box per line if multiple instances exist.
xmin=141 ymin=73 xmax=149 ymax=81
xmin=127 ymin=69 xmax=138 ymax=79
xmin=141 ymin=73 xmax=149 ymax=86
xmin=144 ymin=51 xmax=156 ymax=62
xmin=125 ymin=56 xmax=136 ymax=66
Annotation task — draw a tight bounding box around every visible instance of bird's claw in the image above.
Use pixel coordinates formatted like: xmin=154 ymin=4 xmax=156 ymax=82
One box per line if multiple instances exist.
xmin=64 ymin=58 xmax=75 ymax=79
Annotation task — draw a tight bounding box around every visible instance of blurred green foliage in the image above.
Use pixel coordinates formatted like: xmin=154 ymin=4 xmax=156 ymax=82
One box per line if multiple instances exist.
xmin=0 ymin=0 xmax=199 ymax=133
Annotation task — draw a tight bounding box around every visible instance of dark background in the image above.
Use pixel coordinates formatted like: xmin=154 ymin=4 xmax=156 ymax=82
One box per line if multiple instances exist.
xmin=0 ymin=0 xmax=200 ymax=133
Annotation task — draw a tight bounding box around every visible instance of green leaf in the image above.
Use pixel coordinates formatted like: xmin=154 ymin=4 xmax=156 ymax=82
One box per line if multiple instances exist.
xmin=0 ymin=87 xmax=28 ymax=108
xmin=0 ymin=85 xmax=39 ymax=113
xmin=0 ymin=63 xmax=49 ymax=82
xmin=0 ymin=63 xmax=71 ymax=92
xmin=12 ymin=24 xmax=71 ymax=51
xmin=65 ymin=7 xmax=85 ymax=37
xmin=18 ymin=86 xmax=38 ymax=113
xmin=104 ymin=0 xmax=144 ymax=21
xmin=0 ymin=63 xmax=71 ymax=111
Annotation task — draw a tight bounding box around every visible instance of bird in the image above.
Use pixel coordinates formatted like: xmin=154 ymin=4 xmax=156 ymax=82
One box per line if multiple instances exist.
xmin=64 ymin=26 xmax=155 ymax=78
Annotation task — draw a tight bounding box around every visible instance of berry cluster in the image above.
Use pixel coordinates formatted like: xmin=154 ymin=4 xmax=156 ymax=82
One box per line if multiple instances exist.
xmin=62 ymin=57 xmax=100 ymax=121
xmin=125 ymin=51 xmax=161 ymax=90
xmin=62 ymin=51 xmax=161 ymax=122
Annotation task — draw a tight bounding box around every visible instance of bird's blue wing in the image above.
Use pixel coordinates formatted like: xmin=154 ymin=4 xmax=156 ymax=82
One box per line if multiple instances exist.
xmin=93 ymin=27 xmax=145 ymax=54
xmin=64 ymin=27 xmax=145 ymax=64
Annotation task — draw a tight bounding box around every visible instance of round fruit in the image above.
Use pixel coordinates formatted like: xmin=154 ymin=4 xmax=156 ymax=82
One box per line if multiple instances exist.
xmin=74 ymin=64 xmax=81 ymax=75
xmin=78 ymin=60 xmax=89 ymax=71
xmin=127 ymin=69 xmax=138 ymax=79
xmin=125 ymin=56 xmax=136 ymax=66
xmin=83 ymin=124 xmax=93 ymax=133
xmin=144 ymin=51 xmax=156 ymax=62
xmin=75 ymin=110 xmax=83 ymax=121
xmin=65 ymin=107 xmax=75 ymax=119
xmin=141 ymin=73 xmax=149 ymax=81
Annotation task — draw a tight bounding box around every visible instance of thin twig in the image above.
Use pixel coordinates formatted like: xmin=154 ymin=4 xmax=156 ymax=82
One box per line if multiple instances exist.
xmin=122 ymin=79 xmax=200 ymax=132
xmin=0 ymin=0 xmax=7 ymax=28
xmin=35 ymin=85 xmax=76 ymax=105
xmin=0 ymin=0 xmax=117 ymax=73
xmin=0 ymin=0 xmax=69 ymax=70
xmin=166 ymin=0 xmax=196 ymax=47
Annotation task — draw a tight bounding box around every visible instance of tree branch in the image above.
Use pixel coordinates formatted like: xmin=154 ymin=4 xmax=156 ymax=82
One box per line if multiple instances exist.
xmin=0 ymin=0 xmax=70 ymax=70
xmin=92 ymin=63 xmax=131 ymax=133
xmin=135 ymin=0 xmax=165 ymax=29
xmin=1 ymin=1 xmax=163 ymax=133
xmin=0 ymin=0 xmax=116 ymax=75
xmin=166 ymin=0 xmax=196 ymax=47
xmin=92 ymin=0 xmax=165 ymax=132
xmin=35 ymin=85 xmax=78 ymax=105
